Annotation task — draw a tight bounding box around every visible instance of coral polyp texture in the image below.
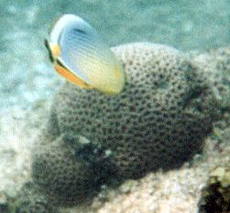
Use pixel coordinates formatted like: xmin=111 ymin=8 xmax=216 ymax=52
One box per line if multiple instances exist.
xmin=30 ymin=43 xmax=224 ymax=208
xmin=15 ymin=182 xmax=58 ymax=213
xmin=32 ymin=134 xmax=116 ymax=205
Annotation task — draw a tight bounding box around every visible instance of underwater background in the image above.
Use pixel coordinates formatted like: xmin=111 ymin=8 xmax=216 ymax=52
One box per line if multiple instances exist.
xmin=0 ymin=1 xmax=230 ymax=212
xmin=0 ymin=0 xmax=230 ymax=110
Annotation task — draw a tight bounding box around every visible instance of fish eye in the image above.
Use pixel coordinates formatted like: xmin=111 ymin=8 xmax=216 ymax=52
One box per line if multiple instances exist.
xmin=44 ymin=39 xmax=54 ymax=63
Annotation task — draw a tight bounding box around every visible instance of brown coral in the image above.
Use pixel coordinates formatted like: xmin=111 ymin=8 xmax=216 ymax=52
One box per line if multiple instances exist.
xmin=49 ymin=43 xmax=218 ymax=178
xmin=31 ymin=43 xmax=222 ymax=207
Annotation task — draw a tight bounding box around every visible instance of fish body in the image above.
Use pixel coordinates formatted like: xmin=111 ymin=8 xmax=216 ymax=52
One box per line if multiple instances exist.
xmin=45 ymin=14 xmax=125 ymax=94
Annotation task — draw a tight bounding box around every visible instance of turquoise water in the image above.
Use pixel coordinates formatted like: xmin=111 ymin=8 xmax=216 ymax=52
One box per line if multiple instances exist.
xmin=0 ymin=0 xmax=230 ymax=109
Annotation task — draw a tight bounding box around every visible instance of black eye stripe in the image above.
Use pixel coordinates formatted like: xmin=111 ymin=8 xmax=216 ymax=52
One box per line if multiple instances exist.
xmin=44 ymin=39 xmax=54 ymax=63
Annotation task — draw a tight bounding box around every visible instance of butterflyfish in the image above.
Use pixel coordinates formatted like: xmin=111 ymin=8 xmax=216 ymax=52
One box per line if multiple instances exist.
xmin=45 ymin=14 xmax=125 ymax=94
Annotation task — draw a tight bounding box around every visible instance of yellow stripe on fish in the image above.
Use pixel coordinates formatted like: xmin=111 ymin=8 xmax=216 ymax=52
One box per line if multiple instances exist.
xmin=55 ymin=60 xmax=92 ymax=89
xmin=45 ymin=14 xmax=125 ymax=95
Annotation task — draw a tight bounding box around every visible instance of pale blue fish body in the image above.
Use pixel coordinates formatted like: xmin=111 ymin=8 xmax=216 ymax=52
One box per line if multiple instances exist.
xmin=48 ymin=14 xmax=125 ymax=94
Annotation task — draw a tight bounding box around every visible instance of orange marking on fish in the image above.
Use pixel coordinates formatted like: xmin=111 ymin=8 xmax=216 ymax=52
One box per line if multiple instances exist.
xmin=54 ymin=63 xmax=93 ymax=89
